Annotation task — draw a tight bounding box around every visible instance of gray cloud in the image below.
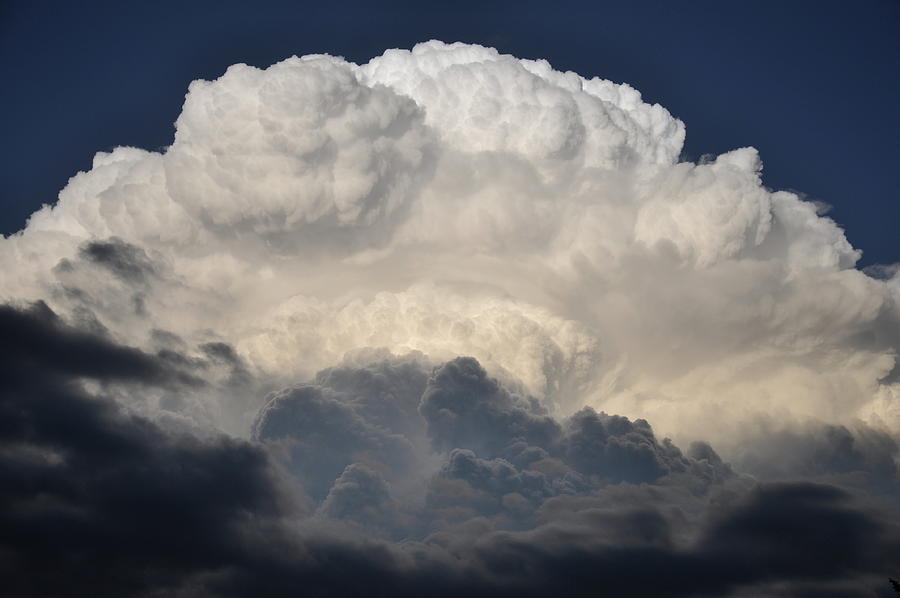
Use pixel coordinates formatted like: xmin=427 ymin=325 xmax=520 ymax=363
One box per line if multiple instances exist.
xmin=78 ymin=237 xmax=157 ymax=285
xmin=252 ymin=353 xmax=431 ymax=500
xmin=1 ymin=303 xmax=899 ymax=596
xmin=730 ymin=419 xmax=900 ymax=496
xmin=3 ymin=39 xmax=900 ymax=597
xmin=419 ymin=357 xmax=560 ymax=458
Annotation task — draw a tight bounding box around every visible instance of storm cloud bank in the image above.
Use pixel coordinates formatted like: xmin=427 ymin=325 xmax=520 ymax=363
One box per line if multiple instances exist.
xmin=2 ymin=41 xmax=899 ymax=596
xmin=3 ymin=304 xmax=899 ymax=597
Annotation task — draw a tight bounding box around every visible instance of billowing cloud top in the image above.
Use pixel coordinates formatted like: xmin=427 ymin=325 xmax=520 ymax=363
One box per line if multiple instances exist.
xmin=2 ymin=40 xmax=900 ymax=597
xmin=4 ymin=41 xmax=896 ymax=443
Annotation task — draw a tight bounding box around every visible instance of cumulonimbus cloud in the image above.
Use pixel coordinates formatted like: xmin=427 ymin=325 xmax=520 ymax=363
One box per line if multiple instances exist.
xmin=3 ymin=41 xmax=897 ymax=444
xmin=2 ymin=303 xmax=897 ymax=596
xmin=2 ymin=41 xmax=900 ymax=596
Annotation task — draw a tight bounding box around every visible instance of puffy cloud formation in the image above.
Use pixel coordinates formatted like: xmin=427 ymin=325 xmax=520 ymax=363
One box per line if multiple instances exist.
xmin=252 ymin=353 xmax=430 ymax=500
xmin=2 ymin=41 xmax=900 ymax=595
xmin=2 ymin=41 xmax=897 ymax=444
xmin=2 ymin=305 xmax=898 ymax=596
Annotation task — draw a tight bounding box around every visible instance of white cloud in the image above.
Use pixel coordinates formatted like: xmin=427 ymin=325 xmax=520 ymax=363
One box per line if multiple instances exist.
xmin=1 ymin=40 xmax=897 ymax=449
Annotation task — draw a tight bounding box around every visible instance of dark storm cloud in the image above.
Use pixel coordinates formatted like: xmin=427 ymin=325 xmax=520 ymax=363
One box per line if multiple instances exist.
xmin=425 ymin=448 xmax=564 ymax=526
xmin=439 ymin=448 xmax=557 ymax=502
xmin=250 ymin=354 xmax=900 ymax=596
xmin=78 ymin=236 xmax=157 ymax=285
xmin=561 ymin=408 xmax=695 ymax=484
xmin=0 ymin=302 xmax=298 ymax=596
xmin=699 ymin=483 xmax=887 ymax=581
xmin=0 ymin=305 xmax=423 ymax=596
xmin=419 ymin=357 xmax=561 ymax=458
xmin=418 ymin=357 xmax=733 ymax=489
xmin=254 ymin=355 xmax=733 ymax=523
xmin=252 ymin=354 xmax=431 ymax=500
xmin=253 ymin=383 xmax=419 ymax=500
xmin=201 ymin=341 xmax=244 ymax=366
xmin=0 ymin=300 xmax=191 ymax=386
xmin=201 ymin=341 xmax=253 ymax=386
xmin=460 ymin=481 xmax=900 ymax=598
xmin=2 ymin=310 xmax=899 ymax=597
xmin=318 ymin=463 xmax=401 ymax=531
xmin=732 ymin=420 xmax=900 ymax=495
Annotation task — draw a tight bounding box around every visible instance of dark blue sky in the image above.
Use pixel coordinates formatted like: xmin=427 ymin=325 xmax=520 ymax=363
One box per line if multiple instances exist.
xmin=2 ymin=0 xmax=898 ymax=265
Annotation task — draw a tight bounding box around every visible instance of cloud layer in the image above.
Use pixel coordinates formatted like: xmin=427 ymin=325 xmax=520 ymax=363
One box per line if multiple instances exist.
xmin=2 ymin=41 xmax=899 ymax=596
xmin=2 ymin=305 xmax=898 ymax=596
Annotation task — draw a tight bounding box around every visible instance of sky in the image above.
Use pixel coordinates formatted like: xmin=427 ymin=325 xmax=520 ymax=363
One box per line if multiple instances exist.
xmin=2 ymin=2 xmax=900 ymax=597
xmin=2 ymin=0 xmax=899 ymax=266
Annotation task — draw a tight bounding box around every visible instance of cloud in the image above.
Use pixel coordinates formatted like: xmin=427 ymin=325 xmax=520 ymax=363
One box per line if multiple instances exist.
xmin=0 ymin=300 xmax=188 ymax=386
xmin=419 ymin=356 xmax=560 ymax=457
xmin=2 ymin=40 xmax=900 ymax=595
xmin=252 ymin=352 xmax=432 ymax=500
xmin=561 ymin=408 xmax=693 ymax=484
xmin=1 ymin=303 xmax=898 ymax=596
xmin=77 ymin=237 xmax=157 ymax=285
xmin=1 ymin=41 xmax=895 ymax=446
xmin=465 ymin=482 xmax=899 ymax=598
xmin=166 ymin=57 xmax=435 ymax=240
xmin=318 ymin=463 xmax=402 ymax=532
xmin=728 ymin=419 xmax=900 ymax=495
xmin=0 ymin=303 xmax=302 ymax=596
